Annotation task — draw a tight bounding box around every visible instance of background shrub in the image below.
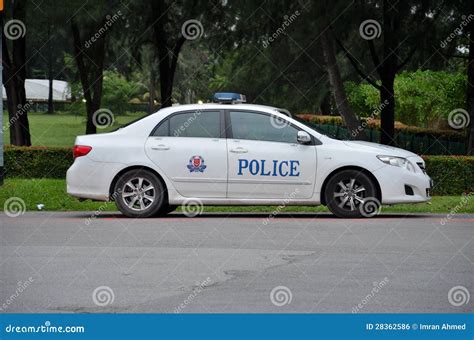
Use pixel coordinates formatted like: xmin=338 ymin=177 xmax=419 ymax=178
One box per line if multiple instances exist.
xmin=4 ymin=146 xmax=72 ymax=179
xmin=423 ymin=156 xmax=474 ymax=196
xmin=344 ymin=70 xmax=466 ymax=128
xmin=296 ymin=114 xmax=466 ymax=142
xmin=102 ymin=71 xmax=147 ymax=115
xmin=4 ymin=147 xmax=473 ymax=196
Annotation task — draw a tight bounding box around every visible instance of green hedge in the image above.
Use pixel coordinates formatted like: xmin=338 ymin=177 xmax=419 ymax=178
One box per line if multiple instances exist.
xmin=296 ymin=114 xmax=466 ymax=142
xmin=422 ymin=156 xmax=474 ymax=195
xmin=4 ymin=146 xmax=72 ymax=179
xmin=3 ymin=147 xmax=474 ymax=196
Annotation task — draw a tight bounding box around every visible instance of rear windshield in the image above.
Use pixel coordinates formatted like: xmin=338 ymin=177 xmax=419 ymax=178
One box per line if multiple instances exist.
xmin=116 ymin=112 xmax=154 ymax=130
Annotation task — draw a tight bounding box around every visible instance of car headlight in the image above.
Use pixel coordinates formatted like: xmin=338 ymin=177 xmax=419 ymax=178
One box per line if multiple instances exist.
xmin=377 ymin=155 xmax=415 ymax=172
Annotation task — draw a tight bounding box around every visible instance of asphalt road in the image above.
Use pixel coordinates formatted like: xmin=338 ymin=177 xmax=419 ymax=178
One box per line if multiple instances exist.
xmin=0 ymin=212 xmax=472 ymax=313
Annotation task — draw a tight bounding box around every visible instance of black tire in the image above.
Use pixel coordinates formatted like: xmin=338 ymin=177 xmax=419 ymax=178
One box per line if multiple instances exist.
xmin=114 ymin=169 xmax=166 ymax=218
xmin=325 ymin=169 xmax=378 ymax=218
xmin=165 ymin=205 xmax=178 ymax=214
xmin=155 ymin=204 xmax=178 ymax=216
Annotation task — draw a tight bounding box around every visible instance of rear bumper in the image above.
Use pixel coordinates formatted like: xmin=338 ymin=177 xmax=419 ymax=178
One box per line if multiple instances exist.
xmin=66 ymin=157 xmax=123 ymax=201
xmin=373 ymin=165 xmax=432 ymax=204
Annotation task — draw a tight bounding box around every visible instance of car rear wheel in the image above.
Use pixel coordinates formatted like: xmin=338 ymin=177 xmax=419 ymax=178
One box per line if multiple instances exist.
xmin=325 ymin=169 xmax=378 ymax=218
xmin=114 ymin=170 xmax=165 ymax=218
xmin=154 ymin=204 xmax=178 ymax=216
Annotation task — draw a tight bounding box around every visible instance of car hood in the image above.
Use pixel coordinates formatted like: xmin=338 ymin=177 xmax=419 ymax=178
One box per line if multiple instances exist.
xmin=342 ymin=140 xmax=420 ymax=159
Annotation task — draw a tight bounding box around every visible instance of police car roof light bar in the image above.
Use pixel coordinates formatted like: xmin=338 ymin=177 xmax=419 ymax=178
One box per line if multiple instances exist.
xmin=213 ymin=92 xmax=247 ymax=104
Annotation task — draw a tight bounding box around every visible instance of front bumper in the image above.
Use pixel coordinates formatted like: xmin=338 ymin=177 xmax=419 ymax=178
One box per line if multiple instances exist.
xmin=373 ymin=164 xmax=432 ymax=204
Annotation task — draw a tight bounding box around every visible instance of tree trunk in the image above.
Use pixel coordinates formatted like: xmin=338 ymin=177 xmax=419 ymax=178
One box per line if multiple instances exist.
xmin=378 ymin=0 xmax=399 ymax=146
xmin=48 ymin=77 xmax=54 ymax=113
xmin=71 ymin=18 xmax=107 ymax=134
xmin=158 ymin=61 xmax=173 ymax=108
xmin=379 ymin=74 xmax=396 ymax=145
xmin=467 ymin=10 xmax=474 ymax=155
xmin=319 ymin=92 xmax=331 ymax=115
xmin=1 ymin=3 xmax=31 ymax=146
xmin=47 ymin=24 xmax=54 ymax=113
xmin=151 ymin=0 xmax=186 ymax=108
xmin=320 ymin=28 xmax=367 ymax=140
xmin=148 ymin=67 xmax=155 ymax=114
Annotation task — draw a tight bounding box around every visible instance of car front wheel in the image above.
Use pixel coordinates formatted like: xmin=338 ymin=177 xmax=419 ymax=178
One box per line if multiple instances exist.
xmin=325 ymin=169 xmax=379 ymax=218
xmin=114 ymin=170 xmax=166 ymax=218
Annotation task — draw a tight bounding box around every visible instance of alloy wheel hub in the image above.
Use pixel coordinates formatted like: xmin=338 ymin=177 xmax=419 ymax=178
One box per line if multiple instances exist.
xmin=334 ymin=178 xmax=366 ymax=211
xmin=122 ymin=177 xmax=155 ymax=211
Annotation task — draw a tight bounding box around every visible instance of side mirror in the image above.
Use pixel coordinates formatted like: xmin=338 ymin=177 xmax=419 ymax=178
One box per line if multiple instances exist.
xmin=297 ymin=131 xmax=311 ymax=144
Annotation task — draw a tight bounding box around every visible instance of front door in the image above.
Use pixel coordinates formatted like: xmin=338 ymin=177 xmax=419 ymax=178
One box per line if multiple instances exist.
xmin=226 ymin=110 xmax=317 ymax=199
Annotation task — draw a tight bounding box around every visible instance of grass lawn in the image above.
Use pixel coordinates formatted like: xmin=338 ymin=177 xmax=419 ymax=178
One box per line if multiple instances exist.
xmin=0 ymin=178 xmax=473 ymax=214
xmin=3 ymin=111 xmax=147 ymax=147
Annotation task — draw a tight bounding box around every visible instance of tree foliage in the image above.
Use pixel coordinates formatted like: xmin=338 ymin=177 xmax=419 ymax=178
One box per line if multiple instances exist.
xmin=3 ymin=0 xmax=472 ymax=153
xmin=346 ymin=71 xmax=467 ymax=128
xmin=102 ymin=71 xmax=146 ymax=115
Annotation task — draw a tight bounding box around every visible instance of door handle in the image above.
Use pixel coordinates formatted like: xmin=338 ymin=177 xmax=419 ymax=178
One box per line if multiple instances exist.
xmin=151 ymin=144 xmax=170 ymax=150
xmin=230 ymin=147 xmax=248 ymax=153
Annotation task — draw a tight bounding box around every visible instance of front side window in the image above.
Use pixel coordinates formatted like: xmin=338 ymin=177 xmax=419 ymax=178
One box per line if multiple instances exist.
xmin=229 ymin=111 xmax=299 ymax=144
xmin=152 ymin=110 xmax=221 ymax=138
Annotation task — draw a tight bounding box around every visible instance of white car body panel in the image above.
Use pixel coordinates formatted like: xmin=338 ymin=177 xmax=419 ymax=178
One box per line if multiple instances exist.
xmin=145 ymin=136 xmax=228 ymax=197
xmin=66 ymin=103 xmax=432 ymax=207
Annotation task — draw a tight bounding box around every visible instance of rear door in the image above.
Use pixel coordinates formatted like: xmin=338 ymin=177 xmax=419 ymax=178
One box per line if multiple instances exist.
xmin=226 ymin=110 xmax=317 ymax=199
xmin=145 ymin=109 xmax=227 ymax=198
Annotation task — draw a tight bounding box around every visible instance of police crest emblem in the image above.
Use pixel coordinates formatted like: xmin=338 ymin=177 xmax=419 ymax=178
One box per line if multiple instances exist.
xmin=187 ymin=155 xmax=207 ymax=173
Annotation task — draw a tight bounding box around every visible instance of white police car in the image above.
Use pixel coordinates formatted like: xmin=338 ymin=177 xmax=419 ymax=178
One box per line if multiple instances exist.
xmin=66 ymin=92 xmax=432 ymax=218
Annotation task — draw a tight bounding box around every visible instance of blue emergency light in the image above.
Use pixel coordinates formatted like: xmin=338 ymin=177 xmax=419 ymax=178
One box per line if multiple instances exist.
xmin=213 ymin=92 xmax=247 ymax=104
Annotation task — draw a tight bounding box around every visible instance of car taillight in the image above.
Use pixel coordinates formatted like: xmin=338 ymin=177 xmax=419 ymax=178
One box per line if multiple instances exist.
xmin=73 ymin=145 xmax=92 ymax=159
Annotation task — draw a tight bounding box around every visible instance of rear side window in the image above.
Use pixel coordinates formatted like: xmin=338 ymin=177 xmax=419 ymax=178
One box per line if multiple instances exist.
xmin=152 ymin=110 xmax=221 ymax=138
xmin=154 ymin=119 xmax=169 ymax=136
